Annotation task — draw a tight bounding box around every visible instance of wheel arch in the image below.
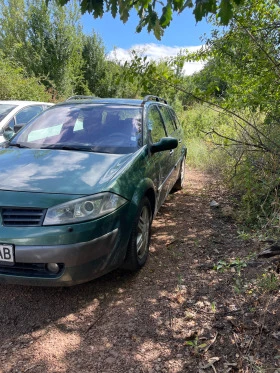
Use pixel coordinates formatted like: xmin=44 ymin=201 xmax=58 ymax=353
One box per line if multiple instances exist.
xmin=130 ymin=178 xmax=157 ymax=219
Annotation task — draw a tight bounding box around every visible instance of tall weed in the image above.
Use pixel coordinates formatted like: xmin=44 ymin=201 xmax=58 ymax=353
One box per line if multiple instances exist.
xmin=186 ymin=138 xmax=229 ymax=174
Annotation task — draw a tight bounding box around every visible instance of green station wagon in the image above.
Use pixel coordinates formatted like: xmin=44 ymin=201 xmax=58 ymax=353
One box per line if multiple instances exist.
xmin=0 ymin=96 xmax=186 ymax=286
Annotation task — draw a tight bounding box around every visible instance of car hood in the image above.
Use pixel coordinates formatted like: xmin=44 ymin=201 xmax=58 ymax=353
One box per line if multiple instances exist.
xmin=0 ymin=147 xmax=134 ymax=195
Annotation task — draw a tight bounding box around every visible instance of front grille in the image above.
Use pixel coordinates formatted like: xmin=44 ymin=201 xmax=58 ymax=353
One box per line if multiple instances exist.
xmin=1 ymin=208 xmax=46 ymax=226
xmin=0 ymin=262 xmax=64 ymax=278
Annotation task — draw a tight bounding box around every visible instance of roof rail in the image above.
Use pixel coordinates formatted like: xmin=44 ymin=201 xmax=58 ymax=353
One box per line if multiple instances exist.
xmin=65 ymin=95 xmax=98 ymax=101
xmin=143 ymin=95 xmax=168 ymax=104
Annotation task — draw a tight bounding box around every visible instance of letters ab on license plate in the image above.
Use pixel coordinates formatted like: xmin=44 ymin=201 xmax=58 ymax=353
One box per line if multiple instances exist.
xmin=0 ymin=244 xmax=14 ymax=265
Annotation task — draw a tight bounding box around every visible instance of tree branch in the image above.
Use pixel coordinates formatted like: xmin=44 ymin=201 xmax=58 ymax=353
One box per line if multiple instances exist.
xmin=202 ymin=128 xmax=278 ymax=154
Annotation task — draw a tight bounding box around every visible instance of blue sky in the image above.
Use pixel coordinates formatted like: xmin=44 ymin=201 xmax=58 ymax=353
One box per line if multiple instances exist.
xmin=81 ymin=8 xmax=213 ymax=75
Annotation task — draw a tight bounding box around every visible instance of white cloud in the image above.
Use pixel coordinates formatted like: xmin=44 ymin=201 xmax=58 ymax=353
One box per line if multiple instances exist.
xmin=107 ymin=43 xmax=205 ymax=75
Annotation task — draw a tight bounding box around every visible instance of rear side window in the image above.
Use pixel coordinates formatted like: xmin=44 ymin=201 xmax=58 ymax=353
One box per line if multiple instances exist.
xmin=157 ymin=105 xmax=176 ymax=134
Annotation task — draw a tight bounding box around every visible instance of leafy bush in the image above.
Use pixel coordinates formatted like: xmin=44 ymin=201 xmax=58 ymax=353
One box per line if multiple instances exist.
xmin=0 ymin=55 xmax=51 ymax=101
xmin=179 ymin=103 xmax=218 ymax=138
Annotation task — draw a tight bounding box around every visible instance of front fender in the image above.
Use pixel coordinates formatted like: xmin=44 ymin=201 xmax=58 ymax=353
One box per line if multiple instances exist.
xmin=131 ymin=177 xmax=157 ymax=218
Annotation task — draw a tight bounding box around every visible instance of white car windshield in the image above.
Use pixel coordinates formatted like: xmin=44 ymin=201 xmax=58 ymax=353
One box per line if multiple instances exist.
xmin=11 ymin=104 xmax=143 ymax=154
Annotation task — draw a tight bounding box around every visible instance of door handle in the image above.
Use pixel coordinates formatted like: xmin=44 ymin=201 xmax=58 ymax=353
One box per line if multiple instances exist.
xmin=170 ymin=149 xmax=174 ymax=155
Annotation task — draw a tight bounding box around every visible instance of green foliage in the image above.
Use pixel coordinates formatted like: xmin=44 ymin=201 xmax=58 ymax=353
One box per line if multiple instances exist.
xmin=191 ymin=60 xmax=228 ymax=100
xmin=0 ymin=0 xmax=86 ymax=98
xmin=213 ymin=254 xmax=279 ymax=297
xmin=0 ymin=53 xmax=51 ymax=101
xmin=256 ymin=271 xmax=279 ymax=293
xmin=178 ymin=103 xmax=231 ymax=172
xmin=81 ymin=33 xmax=107 ymax=96
xmin=178 ymin=0 xmax=280 ymax=230
xmin=185 ymin=138 xmax=209 ymax=169
xmin=213 ymin=258 xmax=247 ymax=274
xmin=185 ymin=337 xmax=207 ymax=353
xmin=122 ymin=51 xmax=187 ymax=105
xmin=0 ymin=0 xmax=143 ymax=100
xmin=245 ymin=269 xmax=279 ymax=296
xmin=180 ymin=103 xmax=218 ymax=138
xmin=52 ymin=0 xmax=245 ymax=39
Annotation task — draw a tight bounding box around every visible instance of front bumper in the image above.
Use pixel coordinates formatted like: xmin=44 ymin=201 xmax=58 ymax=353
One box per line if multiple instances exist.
xmin=0 ymin=228 xmax=120 ymax=286
xmin=0 ymin=200 xmax=137 ymax=286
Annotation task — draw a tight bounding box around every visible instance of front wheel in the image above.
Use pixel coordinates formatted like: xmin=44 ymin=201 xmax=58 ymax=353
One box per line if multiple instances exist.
xmin=122 ymin=197 xmax=152 ymax=271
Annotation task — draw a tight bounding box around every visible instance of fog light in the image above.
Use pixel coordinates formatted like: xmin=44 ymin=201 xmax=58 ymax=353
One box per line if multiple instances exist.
xmin=47 ymin=263 xmax=60 ymax=274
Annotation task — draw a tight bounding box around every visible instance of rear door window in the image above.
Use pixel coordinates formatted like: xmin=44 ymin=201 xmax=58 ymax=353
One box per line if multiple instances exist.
xmin=157 ymin=105 xmax=176 ymax=135
xmin=169 ymin=108 xmax=180 ymax=129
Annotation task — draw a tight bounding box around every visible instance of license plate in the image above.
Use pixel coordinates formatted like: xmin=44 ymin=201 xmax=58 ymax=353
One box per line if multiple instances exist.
xmin=0 ymin=244 xmax=14 ymax=265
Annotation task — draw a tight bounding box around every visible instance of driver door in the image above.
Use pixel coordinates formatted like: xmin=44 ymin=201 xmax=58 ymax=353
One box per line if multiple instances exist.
xmin=146 ymin=105 xmax=173 ymax=211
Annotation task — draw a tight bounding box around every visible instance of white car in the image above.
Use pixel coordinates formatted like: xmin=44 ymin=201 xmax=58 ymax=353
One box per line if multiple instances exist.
xmin=0 ymin=100 xmax=53 ymax=143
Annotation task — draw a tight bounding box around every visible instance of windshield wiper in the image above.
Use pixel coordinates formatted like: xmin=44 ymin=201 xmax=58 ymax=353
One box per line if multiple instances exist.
xmin=39 ymin=144 xmax=91 ymax=151
xmin=9 ymin=143 xmax=31 ymax=148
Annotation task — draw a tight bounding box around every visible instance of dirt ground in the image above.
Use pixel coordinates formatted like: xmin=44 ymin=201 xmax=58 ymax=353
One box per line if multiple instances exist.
xmin=0 ymin=169 xmax=279 ymax=373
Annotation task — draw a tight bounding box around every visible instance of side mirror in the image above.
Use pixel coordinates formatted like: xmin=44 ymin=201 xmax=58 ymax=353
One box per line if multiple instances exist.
xmin=3 ymin=127 xmax=15 ymax=141
xmin=150 ymin=137 xmax=178 ymax=154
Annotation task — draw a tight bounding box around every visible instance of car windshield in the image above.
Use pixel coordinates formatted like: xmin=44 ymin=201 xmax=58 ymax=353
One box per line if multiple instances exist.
xmin=10 ymin=104 xmax=143 ymax=154
xmin=0 ymin=104 xmax=17 ymax=122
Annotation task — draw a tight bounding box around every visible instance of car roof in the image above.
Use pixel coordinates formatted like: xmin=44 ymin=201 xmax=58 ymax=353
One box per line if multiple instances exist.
xmin=0 ymin=100 xmax=53 ymax=106
xmin=58 ymin=98 xmax=144 ymax=107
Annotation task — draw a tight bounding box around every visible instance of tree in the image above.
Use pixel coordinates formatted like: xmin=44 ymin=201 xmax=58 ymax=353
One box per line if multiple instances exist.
xmin=97 ymin=58 xmax=141 ymax=98
xmin=122 ymin=50 xmax=187 ymax=104
xmin=0 ymin=0 xmax=144 ymax=99
xmin=0 ymin=0 xmax=85 ymax=98
xmin=51 ymin=0 xmax=245 ymax=39
xmin=81 ymin=33 xmax=107 ymax=95
xmin=0 ymin=52 xmax=51 ymax=101
xmin=26 ymin=0 xmax=85 ymax=97
xmin=0 ymin=0 xmax=28 ymax=64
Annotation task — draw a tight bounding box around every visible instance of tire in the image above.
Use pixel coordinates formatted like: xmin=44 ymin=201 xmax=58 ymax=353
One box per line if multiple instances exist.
xmin=122 ymin=197 xmax=152 ymax=271
xmin=172 ymin=156 xmax=186 ymax=191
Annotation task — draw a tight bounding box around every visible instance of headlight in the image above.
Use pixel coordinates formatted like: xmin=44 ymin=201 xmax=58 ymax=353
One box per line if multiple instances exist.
xmin=43 ymin=192 xmax=127 ymax=225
